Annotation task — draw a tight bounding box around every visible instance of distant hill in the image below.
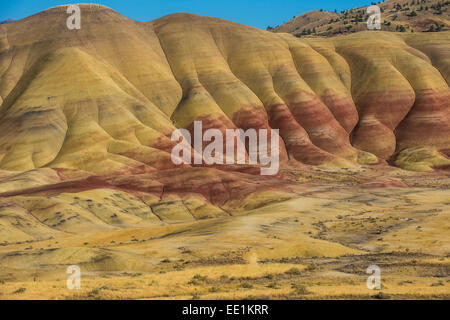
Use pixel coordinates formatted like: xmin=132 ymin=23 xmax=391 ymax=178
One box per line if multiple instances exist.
xmin=0 ymin=19 xmax=14 ymax=25
xmin=271 ymin=0 xmax=450 ymax=36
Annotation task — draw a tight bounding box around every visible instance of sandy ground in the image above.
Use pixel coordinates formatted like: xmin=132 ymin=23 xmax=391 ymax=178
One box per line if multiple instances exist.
xmin=0 ymin=167 xmax=448 ymax=300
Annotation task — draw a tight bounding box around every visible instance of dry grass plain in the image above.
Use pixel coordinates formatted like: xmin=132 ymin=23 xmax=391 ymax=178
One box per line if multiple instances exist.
xmin=0 ymin=166 xmax=448 ymax=300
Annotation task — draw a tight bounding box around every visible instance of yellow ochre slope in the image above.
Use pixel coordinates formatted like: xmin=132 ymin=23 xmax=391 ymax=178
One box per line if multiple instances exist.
xmin=0 ymin=5 xmax=448 ymax=174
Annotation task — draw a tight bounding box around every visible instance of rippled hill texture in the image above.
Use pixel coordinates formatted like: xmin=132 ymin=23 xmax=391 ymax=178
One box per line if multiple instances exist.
xmin=1 ymin=5 xmax=449 ymax=172
xmin=0 ymin=5 xmax=449 ymax=299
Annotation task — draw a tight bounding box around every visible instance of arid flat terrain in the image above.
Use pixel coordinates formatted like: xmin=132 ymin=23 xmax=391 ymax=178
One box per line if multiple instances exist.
xmin=0 ymin=166 xmax=448 ymax=300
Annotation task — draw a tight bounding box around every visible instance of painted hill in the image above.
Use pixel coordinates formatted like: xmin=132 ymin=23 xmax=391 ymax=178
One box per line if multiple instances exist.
xmin=272 ymin=0 xmax=450 ymax=36
xmin=0 ymin=5 xmax=448 ymax=173
xmin=0 ymin=4 xmax=448 ymax=234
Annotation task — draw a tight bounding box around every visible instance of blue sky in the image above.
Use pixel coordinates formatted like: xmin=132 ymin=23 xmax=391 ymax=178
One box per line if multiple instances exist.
xmin=0 ymin=0 xmax=372 ymax=29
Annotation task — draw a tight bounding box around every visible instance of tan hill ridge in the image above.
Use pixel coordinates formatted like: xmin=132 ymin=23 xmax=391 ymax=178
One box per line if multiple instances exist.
xmin=271 ymin=0 xmax=450 ymax=36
